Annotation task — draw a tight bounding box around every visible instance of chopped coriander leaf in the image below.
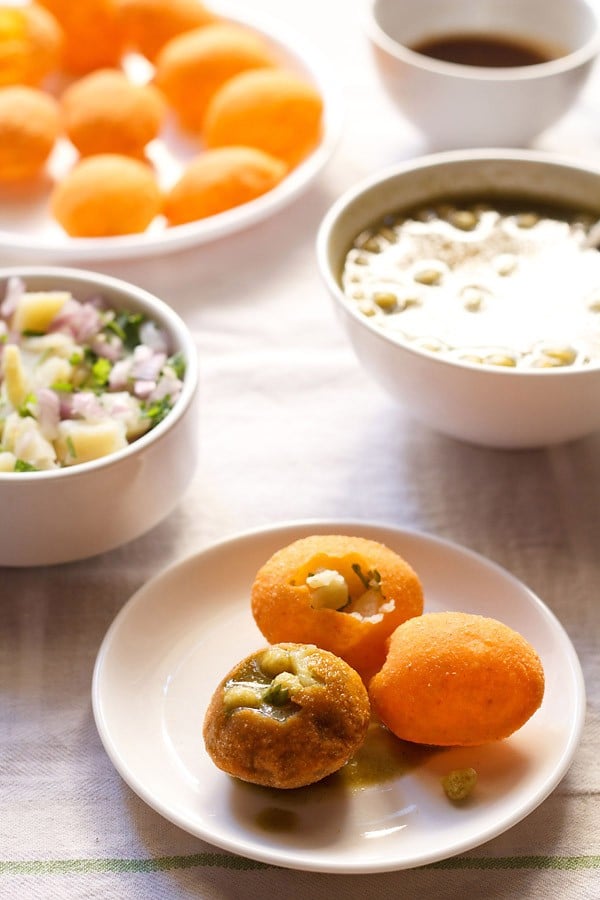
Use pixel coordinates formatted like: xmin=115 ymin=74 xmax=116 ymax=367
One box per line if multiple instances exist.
xmin=15 ymin=459 xmax=39 ymax=472
xmin=21 ymin=329 xmax=45 ymax=337
xmin=352 ymin=563 xmax=383 ymax=591
xmin=18 ymin=393 xmax=37 ymax=418
xmin=51 ymin=381 xmax=74 ymax=392
xmin=104 ymin=311 xmax=144 ymax=350
xmin=103 ymin=319 xmax=125 ymax=341
xmin=0 ymin=333 xmax=7 ymax=344
xmin=91 ymin=357 xmax=112 ymax=387
xmin=142 ymin=395 xmax=172 ymax=425
xmin=263 ymin=683 xmax=290 ymax=706
xmin=69 ymin=351 xmax=83 ymax=365
xmin=168 ymin=351 xmax=186 ymax=380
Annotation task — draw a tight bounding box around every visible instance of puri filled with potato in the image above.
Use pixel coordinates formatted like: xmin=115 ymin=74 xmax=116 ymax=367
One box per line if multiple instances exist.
xmin=203 ymin=642 xmax=371 ymax=789
xmin=251 ymin=534 xmax=424 ymax=682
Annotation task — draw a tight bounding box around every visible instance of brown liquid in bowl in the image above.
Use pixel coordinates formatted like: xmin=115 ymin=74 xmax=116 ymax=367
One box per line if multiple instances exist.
xmin=410 ymin=32 xmax=562 ymax=67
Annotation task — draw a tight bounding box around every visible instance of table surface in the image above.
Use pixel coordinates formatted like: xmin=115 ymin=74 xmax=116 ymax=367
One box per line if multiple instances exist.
xmin=2 ymin=2 xmax=600 ymax=898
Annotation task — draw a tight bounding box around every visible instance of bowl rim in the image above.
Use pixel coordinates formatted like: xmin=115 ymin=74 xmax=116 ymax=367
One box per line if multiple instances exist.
xmin=0 ymin=265 xmax=199 ymax=482
xmin=316 ymin=147 xmax=600 ymax=379
xmin=363 ymin=0 xmax=600 ymax=82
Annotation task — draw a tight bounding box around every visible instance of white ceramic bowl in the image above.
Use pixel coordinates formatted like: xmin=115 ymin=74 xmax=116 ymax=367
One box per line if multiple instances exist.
xmin=364 ymin=0 xmax=600 ymax=149
xmin=0 ymin=267 xmax=199 ymax=566
xmin=317 ymin=149 xmax=600 ymax=449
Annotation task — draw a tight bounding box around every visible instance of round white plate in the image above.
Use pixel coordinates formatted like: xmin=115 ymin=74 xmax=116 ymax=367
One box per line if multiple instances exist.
xmin=0 ymin=3 xmax=342 ymax=262
xmin=92 ymin=520 xmax=586 ymax=874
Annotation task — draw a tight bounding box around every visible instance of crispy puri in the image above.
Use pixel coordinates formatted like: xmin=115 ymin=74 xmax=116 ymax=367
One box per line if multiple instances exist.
xmin=0 ymin=86 xmax=60 ymax=181
xmin=369 ymin=611 xmax=545 ymax=746
xmin=36 ymin=0 xmax=123 ymax=73
xmin=204 ymin=68 xmax=323 ymax=168
xmin=0 ymin=3 xmax=63 ymax=87
xmin=154 ymin=22 xmax=274 ymax=133
xmin=164 ymin=146 xmax=286 ymax=224
xmin=117 ymin=0 xmax=217 ymax=61
xmin=50 ymin=154 xmax=162 ymax=236
xmin=250 ymin=534 xmax=424 ymax=682
xmin=61 ymin=69 xmax=166 ymax=157
xmin=203 ymin=642 xmax=371 ymax=789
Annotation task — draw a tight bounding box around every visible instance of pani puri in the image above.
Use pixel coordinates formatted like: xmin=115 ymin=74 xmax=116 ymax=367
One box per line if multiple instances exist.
xmin=0 ymin=86 xmax=60 ymax=181
xmin=0 ymin=3 xmax=63 ymax=87
xmin=154 ymin=22 xmax=274 ymax=132
xmin=250 ymin=535 xmax=424 ymax=682
xmin=164 ymin=146 xmax=286 ymax=224
xmin=61 ymin=69 xmax=166 ymax=157
xmin=204 ymin=68 xmax=323 ymax=168
xmin=36 ymin=0 xmax=123 ymax=73
xmin=203 ymin=642 xmax=371 ymax=789
xmin=50 ymin=154 xmax=162 ymax=236
xmin=369 ymin=612 xmax=545 ymax=747
xmin=117 ymin=0 xmax=216 ymax=61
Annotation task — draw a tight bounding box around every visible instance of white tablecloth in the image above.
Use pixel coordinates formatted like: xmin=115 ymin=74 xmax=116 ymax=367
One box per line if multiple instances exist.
xmin=1 ymin=1 xmax=600 ymax=897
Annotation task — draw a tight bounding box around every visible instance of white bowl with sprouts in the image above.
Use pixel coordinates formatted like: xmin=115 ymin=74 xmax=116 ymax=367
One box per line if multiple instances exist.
xmin=0 ymin=267 xmax=199 ymax=566
xmin=317 ymin=149 xmax=600 ymax=449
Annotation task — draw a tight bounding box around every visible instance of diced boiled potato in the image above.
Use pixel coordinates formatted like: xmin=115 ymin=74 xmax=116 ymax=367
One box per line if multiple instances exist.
xmin=31 ymin=356 xmax=73 ymax=390
xmin=1 ymin=344 xmax=29 ymax=408
xmin=0 ymin=451 xmax=17 ymax=472
xmin=22 ymin=332 xmax=79 ymax=359
xmin=1 ymin=413 xmax=57 ymax=469
xmin=306 ymin=568 xmax=349 ymax=610
xmin=99 ymin=392 xmax=152 ymax=440
xmin=54 ymin=418 xmax=128 ymax=466
xmin=223 ymin=684 xmax=263 ymax=711
xmin=11 ymin=291 xmax=71 ymax=335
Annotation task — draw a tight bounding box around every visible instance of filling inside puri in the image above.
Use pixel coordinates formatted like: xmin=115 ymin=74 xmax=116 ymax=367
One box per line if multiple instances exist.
xmin=222 ymin=645 xmax=318 ymax=718
xmin=291 ymin=552 xmax=394 ymax=622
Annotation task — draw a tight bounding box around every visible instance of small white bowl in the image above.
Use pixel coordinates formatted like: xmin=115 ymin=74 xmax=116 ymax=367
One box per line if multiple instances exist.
xmin=317 ymin=149 xmax=600 ymax=449
xmin=364 ymin=0 xmax=600 ymax=149
xmin=0 ymin=267 xmax=199 ymax=566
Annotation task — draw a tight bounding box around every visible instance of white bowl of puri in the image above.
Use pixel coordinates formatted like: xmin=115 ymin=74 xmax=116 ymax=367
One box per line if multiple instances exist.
xmin=317 ymin=149 xmax=600 ymax=448
xmin=0 ymin=266 xmax=199 ymax=566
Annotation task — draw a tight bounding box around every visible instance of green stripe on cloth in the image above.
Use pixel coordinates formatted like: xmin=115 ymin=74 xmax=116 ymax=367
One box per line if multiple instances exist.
xmin=0 ymin=855 xmax=599 ymax=875
xmin=0 ymin=854 xmax=268 ymax=875
xmin=427 ymin=856 xmax=600 ymax=871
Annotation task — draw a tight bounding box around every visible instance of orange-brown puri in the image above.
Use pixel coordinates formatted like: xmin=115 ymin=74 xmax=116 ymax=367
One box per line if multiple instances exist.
xmin=250 ymin=535 xmax=424 ymax=682
xmin=204 ymin=68 xmax=324 ymax=169
xmin=117 ymin=0 xmax=217 ymax=62
xmin=369 ymin=611 xmax=545 ymax=747
xmin=0 ymin=3 xmax=64 ymax=87
xmin=50 ymin=153 xmax=162 ymax=236
xmin=37 ymin=0 xmax=124 ymax=73
xmin=203 ymin=642 xmax=371 ymax=789
xmin=154 ymin=22 xmax=275 ymax=133
xmin=164 ymin=146 xmax=287 ymax=224
xmin=61 ymin=68 xmax=166 ymax=158
xmin=0 ymin=86 xmax=60 ymax=181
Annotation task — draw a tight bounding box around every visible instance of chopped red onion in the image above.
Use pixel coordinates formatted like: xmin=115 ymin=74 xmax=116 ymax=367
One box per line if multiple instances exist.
xmin=1 ymin=277 xmax=25 ymax=318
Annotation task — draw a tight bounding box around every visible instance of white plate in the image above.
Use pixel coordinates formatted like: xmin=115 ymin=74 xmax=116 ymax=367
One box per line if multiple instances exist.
xmin=0 ymin=3 xmax=342 ymax=262
xmin=92 ymin=520 xmax=586 ymax=874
